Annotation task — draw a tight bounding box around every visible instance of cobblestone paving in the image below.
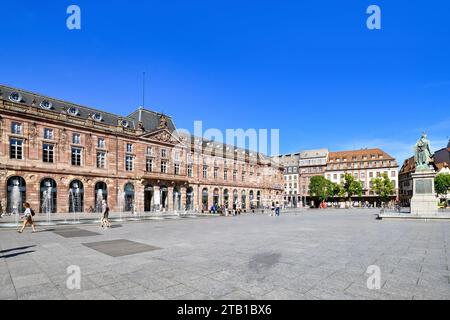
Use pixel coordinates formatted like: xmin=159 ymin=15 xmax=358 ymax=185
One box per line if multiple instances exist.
xmin=1 ymin=209 xmax=449 ymax=300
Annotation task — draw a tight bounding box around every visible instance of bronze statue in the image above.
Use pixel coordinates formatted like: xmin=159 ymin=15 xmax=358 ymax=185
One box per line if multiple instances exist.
xmin=414 ymin=133 xmax=433 ymax=170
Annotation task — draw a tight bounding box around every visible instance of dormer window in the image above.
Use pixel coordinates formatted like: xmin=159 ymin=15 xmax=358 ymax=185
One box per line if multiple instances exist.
xmin=9 ymin=92 xmax=22 ymax=103
xmin=120 ymin=120 xmax=129 ymax=128
xmin=92 ymin=113 xmax=103 ymax=122
xmin=40 ymin=100 xmax=53 ymax=110
xmin=67 ymin=107 xmax=79 ymax=116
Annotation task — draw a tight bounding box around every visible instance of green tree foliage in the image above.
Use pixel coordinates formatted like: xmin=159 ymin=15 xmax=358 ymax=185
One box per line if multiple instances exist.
xmin=309 ymin=176 xmax=333 ymax=202
xmin=341 ymin=173 xmax=363 ymax=201
xmin=371 ymin=173 xmax=395 ymax=204
xmin=435 ymin=173 xmax=450 ymax=198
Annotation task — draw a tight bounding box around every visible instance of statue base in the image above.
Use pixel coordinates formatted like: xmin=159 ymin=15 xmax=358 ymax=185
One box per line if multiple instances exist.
xmin=410 ymin=169 xmax=439 ymax=216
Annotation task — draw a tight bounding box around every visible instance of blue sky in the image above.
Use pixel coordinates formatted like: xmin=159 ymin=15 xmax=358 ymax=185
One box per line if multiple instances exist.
xmin=1 ymin=0 xmax=449 ymax=163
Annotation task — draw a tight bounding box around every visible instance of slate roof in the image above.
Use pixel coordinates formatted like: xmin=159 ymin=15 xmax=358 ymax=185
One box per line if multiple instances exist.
xmin=128 ymin=108 xmax=176 ymax=133
xmin=0 ymin=84 xmax=176 ymax=132
xmin=328 ymin=148 xmax=396 ymax=162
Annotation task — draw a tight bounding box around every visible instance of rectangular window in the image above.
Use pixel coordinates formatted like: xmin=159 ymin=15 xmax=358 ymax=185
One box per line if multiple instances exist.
xmin=126 ymin=143 xmax=133 ymax=153
xmin=233 ymin=170 xmax=237 ymax=181
xmin=11 ymin=122 xmax=22 ymax=134
xmin=10 ymin=138 xmax=23 ymax=159
xmin=72 ymin=133 xmax=81 ymax=144
xmin=71 ymin=147 xmax=82 ymax=166
xmin=125 ymin=155 xmax=134 ymax=171
xmin=203 ymin=166 xmax=208 ymax=179
xmin=146 ymin=158 xmax=153 ymax=172
xmin=97 ymin=151 xmax=106 ymax=168
xmin=98 ymin=138 xmax=105 ymax=149
xmin=147 ymin=146 xmax=153 ymax=156
xmin=224 ymin=169 xmax=228 ymax=180
xmin=161 ymin=160 xmax=167 ymax=173
xmin=44 ymin=128 xmax=54 ymax=140
xmin=391 ymin=171 xmax=396 ymax=177
xmin=175 ymin=151 xmax=180 ymax=161
xmin=174 ymin=163 xmax=180 ymax=175
xmin=43 ymin=143 xmax=54 ymax=163
xmin=161 ymin=149 xmax=167 ymax=158
xmin=187 ymin=164 xmax=193 ymax=177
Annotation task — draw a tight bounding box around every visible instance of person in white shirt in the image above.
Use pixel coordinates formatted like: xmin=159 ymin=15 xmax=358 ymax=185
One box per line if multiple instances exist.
xmin=18 ymin=202 xmax=36 ymax=233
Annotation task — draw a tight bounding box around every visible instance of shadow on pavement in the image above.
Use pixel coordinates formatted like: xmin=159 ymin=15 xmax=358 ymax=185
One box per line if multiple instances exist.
xmin=0 ymin=245 xmax=36 ymax=254
xmin=0 ymin=250 xmax=35 ymax=259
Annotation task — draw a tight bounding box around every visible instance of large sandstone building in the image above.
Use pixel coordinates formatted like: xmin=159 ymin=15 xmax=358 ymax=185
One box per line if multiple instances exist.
xmin=0 ymin=85 xmax=284 ymax=215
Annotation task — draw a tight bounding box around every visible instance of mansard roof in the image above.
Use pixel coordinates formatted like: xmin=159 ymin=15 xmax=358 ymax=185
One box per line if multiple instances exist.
xmin=0 ymin=84 xmax=176 ymax=133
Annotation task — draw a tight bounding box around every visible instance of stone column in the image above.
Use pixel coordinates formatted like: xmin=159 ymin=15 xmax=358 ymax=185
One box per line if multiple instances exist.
xmin=153 ymin=185 xmax=160 ymax=211
xmin=208 ymin=188 xmax=214 ymax=212
xmin=0 ymin=174 xmax=6 ymax=215
xmin=83 ymin=181 xmax=94 ymax=213
xmin=136 ymin=180 xmax=145 ymax=213
xmin=27 ymin=178 xmax=40 ymax=214
xmin=57 ymin=180 xmax=69 ymax=214
xmin=168 ymin=186 xmax=174 ymax=212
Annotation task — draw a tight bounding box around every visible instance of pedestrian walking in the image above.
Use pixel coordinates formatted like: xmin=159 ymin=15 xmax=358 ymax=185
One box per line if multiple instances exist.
xmin=18 ymin=202 xmax=36 ymax=233
xmin=100 ymin=199 xmax=108 ymax=228
xmin=275 ymin=203 xmax=280 ymax=216
xmin=102 ymin=206 xmax=111 ymax=228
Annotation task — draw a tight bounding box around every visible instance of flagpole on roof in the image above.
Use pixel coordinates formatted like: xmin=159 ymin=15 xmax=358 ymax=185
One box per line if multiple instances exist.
xmin=142 ymin=71 xmax=146 ymax=108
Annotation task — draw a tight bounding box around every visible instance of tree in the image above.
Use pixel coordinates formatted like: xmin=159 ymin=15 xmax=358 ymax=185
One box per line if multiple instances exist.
xmin=341 ymin=173 xmax=363 ymax=202
xmin=435 ymin=173 xmax=450 ymax=199
xmin=371 ymin=173 xmax=395 ymax=205
xmin=309 ymin=176 xmax=333 ymax=202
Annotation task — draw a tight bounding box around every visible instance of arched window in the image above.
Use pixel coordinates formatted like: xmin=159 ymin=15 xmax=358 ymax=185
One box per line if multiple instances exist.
xmin=69 ymin=180 xmax=84 ymax=213
xmin=7 ymin=176 xmax=26 ymax=214
xmin=173 ymin=186 xmax=181 ymax=211
xmin=202 ymin=188 xmax=208 ymax=210
xmin=241 ymin=190 xmax=247 ymax=209
xmin=223 ymin=189 xmax=229 ymax=207
xmin=186 ymin=187 xmax=194 ymax=211
xmin=124 ymin=183 xmax=135 ymax=212
xmin=40 ymin=178 xmax=57 ymax=214
xmin=144 ymin=184 xmax=153 ymax=212
xmin=95 ymin=182 xmax=108 ymax=213
xmin=213 ymin=188 xmax=220 ymax=206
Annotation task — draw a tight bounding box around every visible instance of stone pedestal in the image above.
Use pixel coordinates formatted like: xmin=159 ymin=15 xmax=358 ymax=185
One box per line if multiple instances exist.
xmin=410 ymin=169 xmax=439 ymax=216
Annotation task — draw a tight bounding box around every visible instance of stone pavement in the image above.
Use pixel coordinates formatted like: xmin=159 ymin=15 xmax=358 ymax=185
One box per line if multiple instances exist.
xmin=0 ymin=209 xmax=449 ymax=300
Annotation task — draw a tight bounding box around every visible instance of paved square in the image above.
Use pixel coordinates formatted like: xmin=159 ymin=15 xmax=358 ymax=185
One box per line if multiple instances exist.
xmin=83 ymin=239 xmax=161 ymax=257
xmin=1 ymin=209 xmax=449 ymax=300
xmin=54 ymin=228 xmax=101 ymax=238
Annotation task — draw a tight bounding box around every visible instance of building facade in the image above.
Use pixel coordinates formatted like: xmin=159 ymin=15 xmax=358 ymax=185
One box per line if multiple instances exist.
xmin=325 ymin=148 xmax=399 ymax=205
xmin=277 ymin=153 xmax=300 ymax=207
xmin=298 ymin=149 xmax=329 ymax=206
xmin=0 ymin=85 xmax=284 ymax=215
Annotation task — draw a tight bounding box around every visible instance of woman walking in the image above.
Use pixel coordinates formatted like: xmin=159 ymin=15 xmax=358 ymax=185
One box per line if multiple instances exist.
xmin=18 ymin=202 xmax=36 ymax=233
xmin=100 ymin=200 xmax=111 ymax=229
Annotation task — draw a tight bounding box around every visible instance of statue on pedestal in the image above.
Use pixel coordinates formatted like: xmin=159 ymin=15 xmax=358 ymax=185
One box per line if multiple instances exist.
xmin=414 ymin=133 xmax=433 ymax=171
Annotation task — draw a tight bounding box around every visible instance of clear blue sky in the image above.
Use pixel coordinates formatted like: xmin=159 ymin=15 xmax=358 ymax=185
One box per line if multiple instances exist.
xmin=1 ymin=0 xmax=449 ymax=163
